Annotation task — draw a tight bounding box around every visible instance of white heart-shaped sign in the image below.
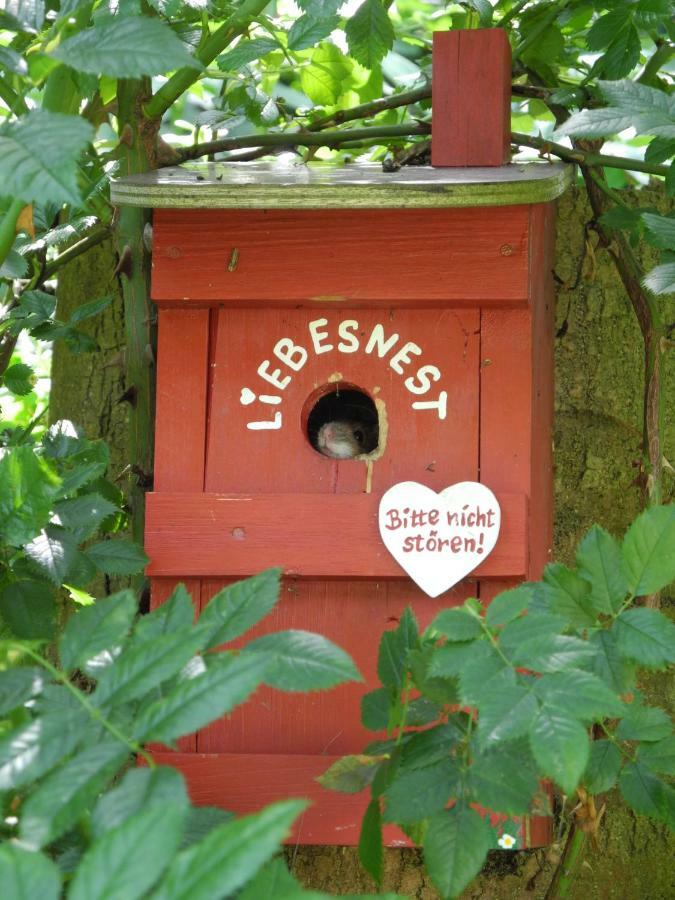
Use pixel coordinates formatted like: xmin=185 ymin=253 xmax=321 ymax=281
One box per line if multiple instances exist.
xmin=378 ymin=481 xmax=501 ymax=597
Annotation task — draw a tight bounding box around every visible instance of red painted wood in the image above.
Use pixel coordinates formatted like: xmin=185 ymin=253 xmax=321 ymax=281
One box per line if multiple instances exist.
xmin=432 ymin=29 xmax=511 ymax=167
xmin=204 ymin=308 xmax=479 ymax=494
xmin=528 ymin=203 xmax=556 ymax=578
xmin=154 ymin=308 xmax=210 ymax=492
xmin=151 ymin=208 xmax=529 ymax=305
xmin=197 ymin=579 xmax=472 ymax=758
xmin=145 ymin=491 xmax=527 ymax=580
xmin=147 ymin=752 xmax=551 ymax=848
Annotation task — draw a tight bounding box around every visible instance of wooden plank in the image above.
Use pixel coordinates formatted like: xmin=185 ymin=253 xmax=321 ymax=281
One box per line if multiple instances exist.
xmin=112 ymin=160 xmax=572 ymax=209
xmin=147 ymin=752 xmax=552 ymax=848
xmin=528 ymin=203 xmax=556 ymax=579
xmin=197 ymin=578 xmax=473 ymax=756
xmin=154 ymin=308 xmax=209 ymax=491
xmin=151 ymin=208 xmax=530 ymax=305
xmin=432 ymin=30 xmax=511 ymax=167
xmin=144 ymin=491 xmax=527 ymax=579
xmin=204 ymin=307 xmax=480 ymax=494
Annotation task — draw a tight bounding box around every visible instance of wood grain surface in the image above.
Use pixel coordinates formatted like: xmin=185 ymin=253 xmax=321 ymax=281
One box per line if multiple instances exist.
xmin=151 ymin=207 xmax=529 ymax=305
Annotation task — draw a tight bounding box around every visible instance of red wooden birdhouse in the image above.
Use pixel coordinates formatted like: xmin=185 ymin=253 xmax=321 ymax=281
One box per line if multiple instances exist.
xmin=112 ymin=29 xmax=571 ymax=846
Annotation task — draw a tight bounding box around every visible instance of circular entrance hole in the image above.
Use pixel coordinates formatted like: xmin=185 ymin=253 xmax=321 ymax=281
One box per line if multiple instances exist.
xmin=305 ymin=384 xmax=379 ymax=460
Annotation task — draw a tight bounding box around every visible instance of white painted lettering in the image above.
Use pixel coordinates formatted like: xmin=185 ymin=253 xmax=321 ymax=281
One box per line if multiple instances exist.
xmin=308 ymin=318 xmax=334 ymax=354
xmin=337 ymin=319 xmax=360 ymax=353
xmin=405 ymin=364 xmax=441 ymax=396
xmin=390 ymin=341 xmax=422 ymax=374
xmin=274 ymin=337 xmax=308 ymax=372
xmin=412 ymin=390 xmax=448 ymax=420
xmin=365 ymin=323 xmax=399 ymax=358
xmin=247 ymin=411 xmax=282 ymax=430
xmin=257 ymin=360 xmax=291 ymax=391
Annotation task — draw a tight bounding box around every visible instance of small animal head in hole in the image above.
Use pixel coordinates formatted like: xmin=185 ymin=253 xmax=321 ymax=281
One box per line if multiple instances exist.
xmin=316 ymin=420 xmax=376 ymax=459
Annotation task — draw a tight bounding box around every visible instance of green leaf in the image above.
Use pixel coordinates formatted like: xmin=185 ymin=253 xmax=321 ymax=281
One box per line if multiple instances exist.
xmin=470 ymin=742 xmax=539 ymax=815
xmin=589 ymin=629 xmax=636 ymax=693
xmin=198 ymin=568 xmax=281 ymax=648
xmin=613 ymin=608 xmax=675 ymax=669
xmin=296 ymin=0 xmax=343 ymax=17
xmin=0 ymin=579 xmax=55 ymax=639
xmin=0 ymin=445 xmax=60 ymax=546
xmin=133 ymin=583 xmax=194 ymax=643
xmin=180 ymin=807 xmax=235 ymax=850
xmin=642 ymin=212 xmax=675 ymax=249
xmin=53 ymin=493 xmax=119 ymax=542
xmin=24 ymin=526 xmax=78 ymax=585
xmin=587 ymin=9 xmax=631 ymax=51
xmin=358 ymin=799 xmax=383 ymax=886
xmin=556 ymin=80 xmax=675 ymax=140
xmin=52 ymin=17 xmax=201 ymax=77
xmin=0 ymin=110 xmax=93 ymax=206
xmin=622 ymin=505 xmax=675 ymax=594
xmin=345 ymin=0 xmax=394 ymax=69
xmin=534 ymin=670 xmax=624 ymax=722
xmin=638 ymin=736 xmax=675 ymax=776
xmin=540 ymin=563 xmax=595 ymax=627
xmin=616 ymin=702 xmax=672 ymax=741
xmin=132 ymin=652 xmax=270 ymax=743
xmin=288 ymin=14 xmax=339 ymax=52
xmin=512 ymin=634 xmax=596 ymax=674
xmin=399 ymin=722 xmax=464 ymax=770
xmin=69 ymin=294 xmax=112 ymax=324
xmin=237 ymin=858 xmax=316 ymax=900
xmin=85 ymin=539 xmax=149 ymax=575
xmin=246 ymin=629 xmax=361 ymax=692
xmin=377 ymin=607 xmax=418 ymax=690
xmin=0 ymin=708 xmax=90 ymax=790
xmin=530 ymin=711 xmax=589 ymax=795
xmin=217 ymin=37 xmax=279 ymax=71
xmin=300 ymin=43 xmax=352 ymax=106
xmin=424 ymin=807 xmax=492 ymax=900
xmin=0 ymin=46 xmax=28 ymax=75
xmin=3 ymin=362 xmax=35 ymax=395
xmin=583 ymin=739 xmax=622 ymax=794
xmin=59 ymin=589 xmax=137 ymax=671
xmin=361 ymin=686 xmax=392 ymax=730
xmin=0 ymin=666 xmax=44 ymax=715
xmin=69 ymin=802 xmax=188 ymax=900
xmin=317 ymin=755 xmax=384 ymax=794
xmin=94 ymin=629 xmax=204 ymax=707
xmin=0 ymin=845 xmax=60 ymax=900
xmin=619 ymin=761 xmax=675 ymax=828
xmin=20 ymin=740 xmax=127 ymax=849
xmin=499 ymin=612 xmax=567 ymax=658
xmin=476 ymin=678 xmax=539 ymax=748
xmin=430 ymin=606 xmax=483 ymax=641
xmin=575 ymin=525 xmax=627 ymax=614
xmin=58 ymin=439 xmax=109 ymax=494
xmin=645 ymin=138 xmax=675 ymax=164
xmin=596 ymin=24 xmax=641 ymax=80
xmin=405 ymin=696 xmax=442 ymax=727
xmin=383 ymin=759 xmax=459 ymax=823
xmin=151 ymin=800 xmax=307 ymax=900
xmin=92 ymin=767 xmax=189 ymax=839
xmin=643 ymin=262 xmax=675 ymax=294
xmin=485 ymin=585 xmax=533 ymax=627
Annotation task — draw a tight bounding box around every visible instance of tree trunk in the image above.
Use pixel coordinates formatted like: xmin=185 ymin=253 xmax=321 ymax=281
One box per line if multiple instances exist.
xmin=50 ymin=187 xmax=674 ymax=897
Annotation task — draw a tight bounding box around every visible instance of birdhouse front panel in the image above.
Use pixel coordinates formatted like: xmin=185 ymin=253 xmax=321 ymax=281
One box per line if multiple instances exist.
xmin=114 ymin=161 xmax=571 ymax=846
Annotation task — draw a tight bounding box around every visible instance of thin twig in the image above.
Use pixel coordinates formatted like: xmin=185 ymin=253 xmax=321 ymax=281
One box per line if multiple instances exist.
xmin=41 ymin=224 xmax=111 ymax=280
xmin=173 ymin=123 xmax=430 ymax=163
xmin=511 ymin=132 xmax=670 ymax=178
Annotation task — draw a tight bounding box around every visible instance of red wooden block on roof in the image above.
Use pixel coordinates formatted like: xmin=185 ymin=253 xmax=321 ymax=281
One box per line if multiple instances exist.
xmin=432 ymin=28 xmax=512 ymax=167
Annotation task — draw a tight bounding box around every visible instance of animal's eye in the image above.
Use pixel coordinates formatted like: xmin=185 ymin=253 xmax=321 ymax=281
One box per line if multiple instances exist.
xmin=354 ymin=428 xmax=364 ymax=444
